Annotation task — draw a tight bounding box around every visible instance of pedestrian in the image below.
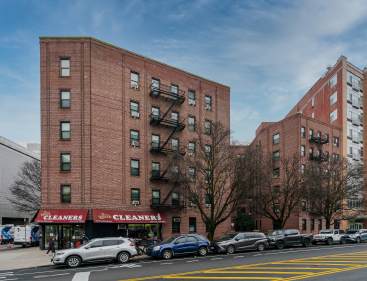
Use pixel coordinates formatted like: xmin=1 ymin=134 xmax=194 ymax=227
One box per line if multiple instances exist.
xmin=45 ymin=237 xmax=55 ymax=256
xmin=82 ymin=232 xmax=89 ymax=244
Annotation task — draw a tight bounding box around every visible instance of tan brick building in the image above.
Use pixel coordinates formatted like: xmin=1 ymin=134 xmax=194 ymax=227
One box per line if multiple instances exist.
xmin=38 ymin=37 xmax=231 ymax=249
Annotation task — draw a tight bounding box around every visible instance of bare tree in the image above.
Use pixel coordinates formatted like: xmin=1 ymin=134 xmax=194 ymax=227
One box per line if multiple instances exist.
xmin=9 ymin=159 xmax=41 ymax=214
xmin=303 ymin=157 xmax=364 ymax=229
xmin=249 ymin=153 xmax=305 ymax=229
xmin=174 ymin=122 xmax=261 ymax=241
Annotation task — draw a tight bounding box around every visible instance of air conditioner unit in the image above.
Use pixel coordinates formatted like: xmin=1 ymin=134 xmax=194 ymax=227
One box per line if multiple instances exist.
xmin=131 ymin=83 xmax=138 ymax=89
xmin=173 ymin=218 xmax=181 ymax=222
xmin=336 ymin=210 xmax=340 ymax=213
xmin=131 ymin=111 xmax=140 ymax=118
xmin=205 ymin=105 xmax=211 ymax=110
xmin=189 ymin=152 xmax=195 ymax=157
xmin=189 ymin=178 xmax=195 ymax=182
xmin=132 ymin=141 xmax=140 ymax=147
xmin=206 ymin=204 xmax=211 ymax=208
xmin=189 ymin=203 xmax=196 ymax=207
xmin=117 ymin=224 xmax=126 ymax=230
xmin=188 ymin=100 xmax=196 ymax=106
xmin=132 ymin=201 xmax=140 ymax=205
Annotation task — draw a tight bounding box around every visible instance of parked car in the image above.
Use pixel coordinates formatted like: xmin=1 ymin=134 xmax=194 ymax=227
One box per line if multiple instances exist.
xmin=13 ymin=225 xmax=40 ymax=247
xmin=267 ymin=229 xmax=313 ymax=249
xmin=146 ymin=234 xmax=210 ymax=259
xmin=51 ymin=237 xmax=138 ymax=267
xmin=211 ymin=232 xmax=268 ymax=254
xmin=344 ymin=229 xmax=367 ymax=243
xmin=312 ymin=229 xmax=346 ymax=245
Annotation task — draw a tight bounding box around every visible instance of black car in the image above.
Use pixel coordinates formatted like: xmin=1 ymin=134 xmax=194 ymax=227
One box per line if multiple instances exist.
xmin=267 ymin=229 xmax=313 ymax=249
xmin=211 ymin=232 xmax=268 ymax=254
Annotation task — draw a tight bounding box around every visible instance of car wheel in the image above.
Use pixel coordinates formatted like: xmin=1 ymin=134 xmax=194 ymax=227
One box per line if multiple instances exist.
xmin=198 ymin=247 xmax=208 ymax=256
xmin=340 ymin=238 xmax=346 ymax=245
xmin=162 ymin=249 xmax=173 ymax=260
xmin=276 ymin=241 xmax=284 ymax=249
xmin=118 ymin=252 xmax=130 ymax=263
xmin=356 ymin=237 xmax=361 ymax=244
xmin=226 ymin=245 xmax=235 ymax=254
xmin=326 ymin=238 xmax=333 ymax=245
xmin=303 ymin=239 xmax=310 ymax=247
xmin=257 ymin=243 xmax=265 ymax=251
xmin=312 ymin=241 xmax=317 ymax=245
xmin=66 ymin=256 xmax=81 ymax=268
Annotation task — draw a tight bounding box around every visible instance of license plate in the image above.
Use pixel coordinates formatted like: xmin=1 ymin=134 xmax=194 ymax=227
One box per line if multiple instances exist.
xmin=316 ymin=239 xmax=319 ymax=241
xmin=23 ymin=243 xmax=26 ymax=244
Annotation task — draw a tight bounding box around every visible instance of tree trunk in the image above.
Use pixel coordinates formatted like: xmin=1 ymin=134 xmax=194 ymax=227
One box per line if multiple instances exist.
xmin=325 ymin=219 xmax=331 ymax=229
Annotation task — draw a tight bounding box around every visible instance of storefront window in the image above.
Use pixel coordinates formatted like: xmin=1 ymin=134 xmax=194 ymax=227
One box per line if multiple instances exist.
xmin=127 ymin=223 xmax=160 ymax=240
xmin=44 ymin=224 xmax=84 ymax=250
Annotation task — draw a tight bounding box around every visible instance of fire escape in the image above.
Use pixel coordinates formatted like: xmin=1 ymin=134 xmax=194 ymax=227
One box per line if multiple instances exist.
xmin=309 ymin=134 xmax=329 ymax=162
xmin=149 ymin=82 xmax=186 ymax=209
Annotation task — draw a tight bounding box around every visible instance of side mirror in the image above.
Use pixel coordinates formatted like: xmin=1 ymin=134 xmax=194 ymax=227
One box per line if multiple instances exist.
xmin=235 ymin=238 xmax=240 ymax=241
xmin=174 ymin=241 xmax=179 ymax=244
xmin=85 ymin=245 xmax=90 ymax=249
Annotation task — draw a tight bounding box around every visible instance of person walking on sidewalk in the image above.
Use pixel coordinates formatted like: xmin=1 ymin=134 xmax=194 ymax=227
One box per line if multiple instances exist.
xmin=82 ymin=232 xmax=89 ymax=244
xmin=45 ymin=237 xmax=55 ymax=256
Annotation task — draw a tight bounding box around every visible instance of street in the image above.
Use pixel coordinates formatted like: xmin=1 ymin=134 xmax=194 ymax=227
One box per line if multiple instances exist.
xmin=1 ymin=243 xmax=367 ymax=281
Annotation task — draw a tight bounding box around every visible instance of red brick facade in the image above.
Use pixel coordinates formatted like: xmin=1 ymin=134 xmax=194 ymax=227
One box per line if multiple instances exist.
xmin=40 ymin=37 xmax=231 ymax=240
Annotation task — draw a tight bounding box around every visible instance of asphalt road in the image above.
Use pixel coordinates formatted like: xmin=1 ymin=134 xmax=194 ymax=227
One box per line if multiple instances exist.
xmin=2 ymin=243 xmax=367 ymax=281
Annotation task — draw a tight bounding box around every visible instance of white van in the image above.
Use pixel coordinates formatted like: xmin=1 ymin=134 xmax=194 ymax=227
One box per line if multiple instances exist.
xmin=13 ymin=225 xmax=40 ymax=247
xmin=0 ymin=225 xmax=15 ymax=243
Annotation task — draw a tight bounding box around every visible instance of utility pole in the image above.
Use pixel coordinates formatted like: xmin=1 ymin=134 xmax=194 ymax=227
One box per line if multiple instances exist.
xmin=24 ymin=218 xmax=27 ymax=249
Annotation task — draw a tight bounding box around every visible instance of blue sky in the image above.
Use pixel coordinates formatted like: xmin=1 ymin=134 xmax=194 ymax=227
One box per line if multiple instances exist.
xmin=1 ymin=0 xmax=367 ymax=147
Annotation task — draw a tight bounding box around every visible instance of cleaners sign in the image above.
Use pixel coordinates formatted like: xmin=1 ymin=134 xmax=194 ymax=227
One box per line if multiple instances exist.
xmin=93 ymin=210 xmax=167 ymax=223
xmin=35 ymin=210 xmax=88 ymax=223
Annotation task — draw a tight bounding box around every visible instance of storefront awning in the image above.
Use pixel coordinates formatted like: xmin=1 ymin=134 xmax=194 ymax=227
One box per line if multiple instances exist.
xmin=35 ymin=210 xmax=88 ymax=223
xmin=93 ymin=210 xmax=167 ymax=223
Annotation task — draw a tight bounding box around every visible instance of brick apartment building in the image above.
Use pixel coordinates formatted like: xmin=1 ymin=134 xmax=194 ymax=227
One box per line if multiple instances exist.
xmin=37 ymin=37 xmax=231 ymax=249
xmin=248 ymin=56 xmax=367 ymax=233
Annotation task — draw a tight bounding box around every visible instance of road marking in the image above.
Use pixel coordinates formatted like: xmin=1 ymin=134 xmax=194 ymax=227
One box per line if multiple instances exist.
xmin=72 ymin=272 xmax=90 ymax=281
xmin=161 ymin=263 xmax=173 ymax=265
xmin=233 ymin=256 xmax=244 ymax=258
xmin=186 ymin=260 xmax=199 ymax=263
xmin=211 ymin=258 xmax=223 ymax=260
xmin=50 ymin=273 xmax=70 ymax=276
xmin=209 ymin=271 xmax=315 ymax=274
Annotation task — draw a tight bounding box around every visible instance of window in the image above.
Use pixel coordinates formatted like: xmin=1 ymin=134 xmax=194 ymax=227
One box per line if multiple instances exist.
xmin=205 ymin=95 xmax=212 ymax=110
xmin=130 ymin=130 xmax=139 ymax=145
xmin=189 ymin=217 xmax=196 ymax=232
xmin=152 ymin=162 xmax=160 ymax=178
xmin=60 ymin=122 xmax=70 ymax=140
xmin=90 ymin=240 xmax=103 ymax=248
xmin=329 ymin=74 xmax=337 ymax=89
xmin=188 ymin=116 xmax=195 ymax=131
xmin=130 ymin=101 xmax=139 ymax=117
xmin=273 ymin=151 xmax=280 ymax=161
xmin=302 ymin=201 xmax=306 ymax=211
xmin=318 ymin=219 xmax=322 ymax=230
xmin=175 ymin=237 xmax=186 ymax=244
xmin=273 ymin=168 xmax=280 ymax=178
xmin=309 ymin=147 xmax=313 ymax=157
xmin=172 ymin=217 xmax=180 ymax=232
xmin=330 ymin=109 xmax=337 ymax=123
xmin=131 ymin=189 xmax=140 ymax=203
xmin=172 ymin=138 xmax=178 ymax=151
xmin=152 ymin=135 xmax=160 ymax=149
xmin=273 ymin=133 xmax=279 ymax=145
xmin=333 ymin=153 xmax=339 ymax=162
xmin=325 ymin=134 xmax=329 ymax=143
xmin=152 ymin=78 xmax=160 ymax=90
xmin=311 ymin=97 xmax=314 ymax=107
xmin=152 ymin=190 xmax=160 ymax=205
xmin=189 ymin=168 xmax=195 ymax=181
xmin=60 ymin=58 xmax=70 ymax=76
xmin=205 ymin=170 xmax=212 ymax=183
xmin=171 ymin=165 xmax=179 ymax=177
xmin=60 ymin=90 xmax=70 ymax=108
xmin=301 ymin=127 xmax=305 ymax=138
xmin=301 ymin=164 xmax=305 ymax=174
xmin=330 ymin=91 xmax=337 ymax=106
xmin=274 ymin=203 xmax=280 ymax=213
xmin=325 ymin=151 xmax=329 ymax=160
xmin=317 ymin=131 xmax=321 ymax=139
xmin=309 ymin=129 xmax=313 ymax=140
xmin=273 ymin=186 xmax=280 ymax=197
xmin=333 ymin=137 xmax=339 ymax=147
xmin=205 ymin=145 xmax=211 ymax=159
xmin=301 ymin=146 xmax=305 ymax=157
xmin=311 ymin=219 xmax=314 ymax=231
xmin=205 ymin=120 xmax=212 ymax=135
xmin=188 ymin=142 xmax=195 ymax=156
xmin=188 ymin=90 xmax=195 ymax=105
xmin=187 ymin=236 xmax=199 ymax=242
xmin=171 ymin=84 xmax=178 ymax=100
xmin=61 ymin=185 xmax=71 ymax=203
xmin=171 ymin=112 xmax=179 ymax=126
xmin=205 ymin=194 xmax=211 ymax=205
xmin=151 ymin=106 xmax=160 ymax=120
xmin=131 ymin=71 xmax=139 ymax=89
xmin=312 ymin=112 xmax=314 ymax=118
xmin=172 ymin=192 xmax=179 ymax=205
xmin=131 ymin=159 xmax=140 ymax=176
xmin=60 ymin=153 xmax=70 ymax=171
xmin=302 ymin=219 xmax=306 ymax=231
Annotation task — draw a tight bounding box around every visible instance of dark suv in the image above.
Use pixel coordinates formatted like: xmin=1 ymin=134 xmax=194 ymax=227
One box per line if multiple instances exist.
xmin=211 ymin=232 xmax=268 ymax=254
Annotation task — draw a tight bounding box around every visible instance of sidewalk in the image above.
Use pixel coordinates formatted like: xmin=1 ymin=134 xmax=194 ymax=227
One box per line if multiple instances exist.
xmin=0 ymin=247 xmax=151 ymax=271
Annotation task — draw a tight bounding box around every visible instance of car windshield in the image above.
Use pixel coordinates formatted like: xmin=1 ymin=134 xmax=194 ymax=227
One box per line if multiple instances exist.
xmin=319 ymin=230 xmax=334 ymax=234
xmin=162 ymin=237 xmax=177 ymax=244
xmin=345 ymin=230 xmax=358 ymax=234
xmin=268 ymin=230 xmax=284 ymax=236
xmin=218 ymin=234 xmax=237 ymax=240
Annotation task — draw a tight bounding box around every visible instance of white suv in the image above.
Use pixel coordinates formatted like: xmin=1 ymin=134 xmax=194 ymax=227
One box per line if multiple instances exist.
xmin=52 ymin=237 xmax=138 ymax=267
xmin=312 ymin=229 xmax=346 ymax=245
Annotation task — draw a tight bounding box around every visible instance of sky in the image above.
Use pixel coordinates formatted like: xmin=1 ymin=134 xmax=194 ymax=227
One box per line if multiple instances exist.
xmin=1 ymin=0 xmax=367 ymax=147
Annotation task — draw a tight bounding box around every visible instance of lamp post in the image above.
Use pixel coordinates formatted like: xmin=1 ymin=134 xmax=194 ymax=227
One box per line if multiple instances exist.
xmin=24 ymin=218 xmax=27 ymax=249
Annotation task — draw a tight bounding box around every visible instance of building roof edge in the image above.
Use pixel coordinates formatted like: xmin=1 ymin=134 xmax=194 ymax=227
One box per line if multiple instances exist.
xmin=0 ymin=136 xmax=40 ymax=160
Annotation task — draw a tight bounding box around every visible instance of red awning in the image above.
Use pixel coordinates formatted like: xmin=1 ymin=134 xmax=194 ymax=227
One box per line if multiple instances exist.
xmin=93 ymin=210 xmax=167 ymax=223
xmin=35 ymin=210 xmax=88 ymax=223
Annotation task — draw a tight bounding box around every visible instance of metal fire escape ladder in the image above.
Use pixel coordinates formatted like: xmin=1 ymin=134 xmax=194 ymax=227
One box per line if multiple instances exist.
xmin=161 ymin=182 xmax=179 ymax=206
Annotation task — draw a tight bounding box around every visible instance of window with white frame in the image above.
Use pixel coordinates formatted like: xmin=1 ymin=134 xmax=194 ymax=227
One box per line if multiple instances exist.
xmin=312 ymin=112 xmax=314 ymax=118
xmin=301 ymin=127 xmax=305 ymax=138
xmin=330 ymin=109 xmax=337 ymax=123
xmin=205 ymin=120 xmax=211 ymax=135
xmin=273 ymin=133 xmax=279 ymax=145
xmin=301 ymin=164 xmax=305 ymax=174
xmin=309 ymin=129 xmax=313 ymax=140
xmin=329 ymin=74 xmax=337 ymax=89
xmin=131 ymin=72 xmax=139 ymax=89
xmin=188 ymin=90 xmax=195 ymax=105
xmin=60 ymin=58 xmax=70 ymax=76
xmin=60 ymin=90 xmax=70 ymax=108
xmin=188 ymin=116 xmax=195 ymax=131
xmin=205 ymin=95 xmax=212 ymax=110
xmin=188 ymin=142 xmax=195 ymax=156
xmin=301 ymin=145 xmax=305 ymax=156
xmin=330 ymin=91 xmax=337 ymax=106
xmin=312 ymin=97 xmax=314 ymax=107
